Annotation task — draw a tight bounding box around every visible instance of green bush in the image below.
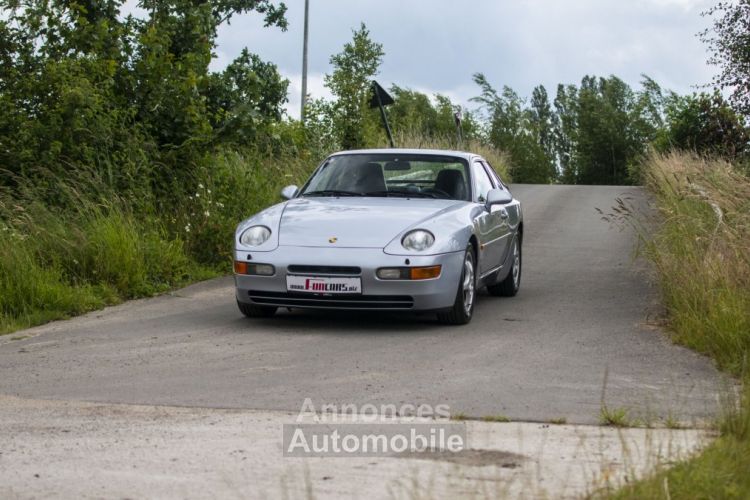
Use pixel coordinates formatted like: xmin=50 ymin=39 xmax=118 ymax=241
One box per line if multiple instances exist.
xmin=177 ymin=148 xmax=318 ymax=267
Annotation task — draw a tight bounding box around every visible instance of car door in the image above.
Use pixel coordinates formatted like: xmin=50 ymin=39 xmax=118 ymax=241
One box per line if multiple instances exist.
xmin=471 ymin=161 xmax=510 ymax=276
xmin=482 ymin=160 xmax=516 ymax=264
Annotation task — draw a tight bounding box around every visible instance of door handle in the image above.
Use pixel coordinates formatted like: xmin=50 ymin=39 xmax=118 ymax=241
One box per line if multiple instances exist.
xmin=499 ymin=208 xmax=509 ymax=219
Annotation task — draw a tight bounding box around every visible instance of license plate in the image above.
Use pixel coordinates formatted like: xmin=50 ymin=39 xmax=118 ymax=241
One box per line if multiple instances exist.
xmin=286 ymin=275 xmax=362 ymax=294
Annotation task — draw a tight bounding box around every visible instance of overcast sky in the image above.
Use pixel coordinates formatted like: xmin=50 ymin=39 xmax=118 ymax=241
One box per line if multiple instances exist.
xmin=208 ymin=0 xmax=717 ymax=119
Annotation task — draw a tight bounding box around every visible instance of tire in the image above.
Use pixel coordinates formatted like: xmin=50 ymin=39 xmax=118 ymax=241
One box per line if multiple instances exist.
xmin=237 ymin=300 xmax=277 ymax=318
xmin=437 ymin=246 xmax=477 ymax=325
xmin=488 ymin=234 xmax=521 ymax=297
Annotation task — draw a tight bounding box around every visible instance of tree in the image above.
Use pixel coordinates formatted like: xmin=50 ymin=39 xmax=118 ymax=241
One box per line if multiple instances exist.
xmin=656 ymin=92 xmax=749 ymax=159
xmin=701 ymin=1 xmax=750 ymax=118
xmin=206 ymin=48 xmax=289 ymax=146
xmin=433 ymin=94 xmax=482 ymax=142
xmin=324 ymin=23 xmax=384 ymax=149
xmin=554 ymin=84 xmax=579 ymax=183
xmin=0 ymin=0 xmax=289 ymax=193
xmin=529 ymin=85 xmax=558 ymax=181
xmin=574 ymin=76 xmax=655 ymax=185
xmin=388 ymin=86 xmax=480 ymax=143
xmin=472 ymin=73 xmax=556 ymax=183
xmin=554 ymin=75 xmax=660 ymax=185
xmin=388 ymin=85 xmax=440 ymax=137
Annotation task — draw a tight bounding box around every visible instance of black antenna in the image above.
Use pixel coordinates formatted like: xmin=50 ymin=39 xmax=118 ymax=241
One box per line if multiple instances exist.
xmin=369 ymin=81 xmax=395 ymax=148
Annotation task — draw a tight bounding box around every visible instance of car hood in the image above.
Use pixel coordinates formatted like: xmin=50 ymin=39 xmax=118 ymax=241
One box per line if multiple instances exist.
xmin=278 ymin=197 xmax=461 ymax=248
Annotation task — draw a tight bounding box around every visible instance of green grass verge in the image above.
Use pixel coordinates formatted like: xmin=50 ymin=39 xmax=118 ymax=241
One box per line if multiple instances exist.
xmin=603 ymin=386 xmax=750 ymax=499
xmin=600 ymin=152 xmax=750 ymax=498
xmin=641 ymin=153 xmax=750 ymax=376
xmin=0 ymin=147 xmax=314 ymax=335
xmin=0 ymin=209 xmax=219 ymax=335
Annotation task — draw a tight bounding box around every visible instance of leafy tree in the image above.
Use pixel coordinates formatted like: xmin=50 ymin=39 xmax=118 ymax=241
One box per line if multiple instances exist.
xmin=206 ymin=48 xmax=289 ymax=146
xmin=388 ymin=86 xmax=480 ymax=143
xmin=576 ymin=76 xmax=651 ymax=184
xmin=129 ymin=0 xmax=287 ymax=176
xmin=388 ymin=86 xmax=440 ymax=136
xmin=324 ymin=23 xmax=384 ymax=149
xmin=300 ymin=97 xmax=339 ymax=157
xmin=433 ymin=94 xmax=481 ymax=143
xmin=656 ymin=92 xmax=749 ymax=159
xmin=636 ymin=75 xmax=666 ymax=131
xmin=529 ymin=85 xmax=558 ymax=181
xmin=472 ymin=73 xmax=555 ymax=183
xmin=555 ymin=76 xmax=661 ymax=185
xmin=0 ymin=0 xmax=289 ymax=194
xmin=554 ymin=84 xmax=579 ymax=183
xmin=701 ymin=1 xmax=750 ymax=118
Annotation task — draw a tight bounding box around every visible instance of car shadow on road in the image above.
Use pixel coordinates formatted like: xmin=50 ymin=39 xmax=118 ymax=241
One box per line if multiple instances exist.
xmin=231 ymin=307 xmax=451 ymax=334
xmin=226 ymin=290 xmax=515 ymax=335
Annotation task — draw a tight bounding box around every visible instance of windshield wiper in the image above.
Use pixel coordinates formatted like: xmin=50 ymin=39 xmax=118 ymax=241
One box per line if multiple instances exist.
xmin=363 ymin=190 xmax=439 ymax=199
xmin=303 ymin=190 xmax=363 ymax=197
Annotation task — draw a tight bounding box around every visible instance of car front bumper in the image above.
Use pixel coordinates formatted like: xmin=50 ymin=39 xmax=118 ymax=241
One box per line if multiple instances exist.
xmin=234 ymin=246 xmax=464 ymax=311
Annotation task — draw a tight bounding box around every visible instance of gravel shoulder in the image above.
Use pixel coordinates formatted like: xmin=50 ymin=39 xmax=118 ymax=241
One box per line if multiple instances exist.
xmin=0 ymin=395 xmax=711 ymax=499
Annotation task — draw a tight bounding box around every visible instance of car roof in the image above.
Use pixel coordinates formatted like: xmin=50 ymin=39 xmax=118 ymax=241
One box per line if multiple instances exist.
xmin=328 ymin=148 xmax=480 ymax=162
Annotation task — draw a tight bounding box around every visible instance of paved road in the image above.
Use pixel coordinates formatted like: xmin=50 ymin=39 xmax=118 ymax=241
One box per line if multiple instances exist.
xmin=0 ymin=185 xmax=723 ymax=424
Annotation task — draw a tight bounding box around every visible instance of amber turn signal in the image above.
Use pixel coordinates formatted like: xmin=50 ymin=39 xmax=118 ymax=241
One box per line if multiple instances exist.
xmin=234 ymin=261 xmax=275 ymax=276
xmin=409 ymin=266 xmax=442 ymax=280
xmin=377 ymin=265 xmax=442 ymax=280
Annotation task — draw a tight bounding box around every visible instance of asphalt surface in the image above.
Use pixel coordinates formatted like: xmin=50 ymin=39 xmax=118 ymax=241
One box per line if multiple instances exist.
xmin=0 ymin=185 xmax=724 ymax=424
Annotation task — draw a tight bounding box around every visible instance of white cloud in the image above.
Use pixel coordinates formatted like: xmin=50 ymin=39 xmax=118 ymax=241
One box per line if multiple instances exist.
xmin=642 ymin=0 xmax=707 ymax=11
xmin=284 ymin=72 xmax=332 ymax=120
xmin=126 ymin=0 xmax=721 ymax=109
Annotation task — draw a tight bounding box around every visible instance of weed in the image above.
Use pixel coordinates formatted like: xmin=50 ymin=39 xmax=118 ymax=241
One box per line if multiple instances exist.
xmin=481 ymin=415 xmax=512 ymax=423
xmin=600 ymin=407 xmax=635 ymax=428
xmin=664 ymin=414 xmax=684 ymax=430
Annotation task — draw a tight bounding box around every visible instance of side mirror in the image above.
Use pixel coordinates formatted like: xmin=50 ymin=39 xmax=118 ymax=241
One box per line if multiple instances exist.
xmin=281 ymin=185 xmax=299 ymax=200
xmin=485 ymin=188 xmax=513 ymax=208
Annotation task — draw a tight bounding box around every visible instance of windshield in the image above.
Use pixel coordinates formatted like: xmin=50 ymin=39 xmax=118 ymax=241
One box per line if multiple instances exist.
xmin=301 ymin=153 xmax=470 ymax=201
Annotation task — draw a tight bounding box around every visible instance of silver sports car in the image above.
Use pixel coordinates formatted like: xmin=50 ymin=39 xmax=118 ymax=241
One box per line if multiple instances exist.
xmin=234 ymin=149 xmax=523 ymax=324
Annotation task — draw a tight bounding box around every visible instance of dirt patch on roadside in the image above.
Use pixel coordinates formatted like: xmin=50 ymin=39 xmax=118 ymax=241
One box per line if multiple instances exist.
xmin=398 ymin=449 xmax=525 ymax=468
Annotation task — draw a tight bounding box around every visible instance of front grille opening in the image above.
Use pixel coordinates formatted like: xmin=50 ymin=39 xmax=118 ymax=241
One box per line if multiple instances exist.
xmin=287 ymin=265 xmax=362 ymax=275
xmin=248 ymin=290 xmax=414 ymax=310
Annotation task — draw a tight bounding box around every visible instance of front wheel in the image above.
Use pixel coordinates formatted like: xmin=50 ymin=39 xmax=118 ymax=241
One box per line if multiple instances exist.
xmin=488 ymin=234 xmax=521 ymax=297
xmin=237 ymin=300 xmax=277 ymax=318
xmin=437 ymin=246 xmax=476 ymax=325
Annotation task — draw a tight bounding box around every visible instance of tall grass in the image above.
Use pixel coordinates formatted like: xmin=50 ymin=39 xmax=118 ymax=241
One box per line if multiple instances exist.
xmin=0 ymin=147 xmax=319 ymax=334
xmin=601 ymin=151 xmax=750 ymax=499
xmin=605 ymin=387 xmax=750 ymax=499
xmin=0 ymin=190 xmax=208 ymax=333
xmin=642 ymin=152 xmax=750 ymax=375
xmin=177 ymin=149 xmax=316 ymax=264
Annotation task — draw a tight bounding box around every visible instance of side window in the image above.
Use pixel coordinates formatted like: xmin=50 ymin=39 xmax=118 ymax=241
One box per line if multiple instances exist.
xmin=471 ymin=161 xmax=494 ymax=202
xmin=482 ymin=161 xmax=506 ymax=189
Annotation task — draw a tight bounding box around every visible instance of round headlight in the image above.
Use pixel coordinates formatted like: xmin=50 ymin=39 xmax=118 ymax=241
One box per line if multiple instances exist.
xmin=402 ymin=230 xmax=435 ymax=252
xmin=240 ymin=225 xmax=271 ymax=247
